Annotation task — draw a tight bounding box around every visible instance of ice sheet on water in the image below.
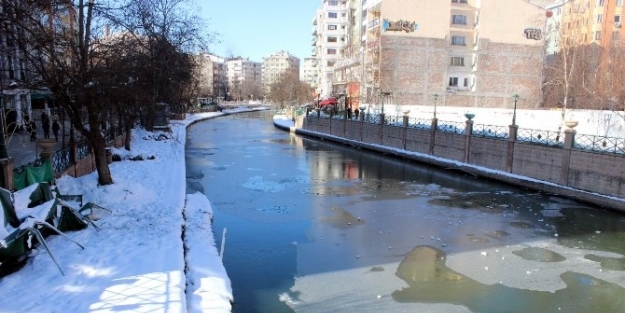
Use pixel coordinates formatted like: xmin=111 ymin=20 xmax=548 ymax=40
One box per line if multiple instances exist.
xmin=242 ymin=175 xmax=309 ymax=192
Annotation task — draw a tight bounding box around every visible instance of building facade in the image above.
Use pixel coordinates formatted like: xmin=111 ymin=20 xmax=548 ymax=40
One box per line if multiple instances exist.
xmin=324 ymin=0 xmax=548 ymax=109
xmin=312 ymin=0 xmax=349 ymax=98
xmin=302 ymin=57 xmax=319 ymax=90
xmin=262 ymin=51 xmax=301 ymax=95
xmin=194 ymin=53 xmax=227 ymax=102
xmin=225 ymin=57 xmax=262 ymax=101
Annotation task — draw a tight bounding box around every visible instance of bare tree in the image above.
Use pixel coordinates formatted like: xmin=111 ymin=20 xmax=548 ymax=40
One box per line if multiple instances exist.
xmin=105 ymin=0 xmax=211 ymax=124
xmin=542 ymin=2 xmax=597 ymax=132
xmin=0 ymin=0 xmax=120 ymax=185
xmin=267 ymin=70 xmax=313 ymax=110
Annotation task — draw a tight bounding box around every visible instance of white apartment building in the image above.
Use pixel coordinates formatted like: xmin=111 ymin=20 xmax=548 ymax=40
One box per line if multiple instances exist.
xmin=545 ymin=0 xmax=566 ymax=60
xmin=226 ymin=57 xmax=262 ymax=101
xmin=302 ymin=58 xmax=319 ymax=89
xmin=312 ymin=0 xmax=349 ymax=98
xmin=262 ymin=51 xmax=300 ymax=95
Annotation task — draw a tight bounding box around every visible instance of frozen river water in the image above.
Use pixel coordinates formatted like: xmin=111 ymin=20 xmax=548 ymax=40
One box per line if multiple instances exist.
xmin=185 ymin=111 xmax=625 ymax=313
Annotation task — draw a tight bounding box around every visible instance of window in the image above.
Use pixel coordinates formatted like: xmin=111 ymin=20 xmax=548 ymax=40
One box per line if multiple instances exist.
xmin=618 ymin=0 xmax=624 ymax=6
xmin=327 ymin=61 xmax=335 ymax=66
xmin=597 ymin=14 xmax=603 ymax=23
xmin=328 ymin=12 xmax=337 ymax=18
xmin=450 ymin=57 xmax=465 ymax=66
xmin=597 ymin=0 xmax=605 ymax=6
xmin=327 ymin=36 xmax=338 ymax=42
xmin=615 ymin=15 xmax=621 ymax=23
xmin=451 ymin=0 xmax=467 ymax=3
xmin=613 ymin=31 xmax=621 ymax=39
xmin=463 ymin=78 xmax=470 ymax=87
xmin=595 ymin=31 xmax=602 ymax=40
xmin=329 ymin=0 xmax=338 ymax=5
xmin=451 ymin=36 xmax=466 ymax=45
xmin=327 ymin=48 xmax=337 ymax=54
xmin=449 ymin=77 xmax=459 ymax=87
xmin=452 ymin=15 xmax=467 ymax=25
xmin=328 ymin=25 xmax=337 ymax=30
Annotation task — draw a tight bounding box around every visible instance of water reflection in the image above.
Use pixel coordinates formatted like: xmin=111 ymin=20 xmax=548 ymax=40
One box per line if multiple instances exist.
xmin=185 ymin=112 xmax=625 ymax=313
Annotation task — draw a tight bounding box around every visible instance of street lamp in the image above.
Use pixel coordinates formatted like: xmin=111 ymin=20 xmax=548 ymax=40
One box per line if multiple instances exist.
xmin=433 ymin=93 xmax=439 ymax=119
xmin=381 ymin=92 xmax=391 ymax=115
xmin=512 ymin=93 xmax=519 ymax=125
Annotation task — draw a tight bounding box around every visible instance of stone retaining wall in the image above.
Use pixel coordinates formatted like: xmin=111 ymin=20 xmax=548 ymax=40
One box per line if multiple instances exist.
xmin=300 ymin=111 xmax=625 ymax=212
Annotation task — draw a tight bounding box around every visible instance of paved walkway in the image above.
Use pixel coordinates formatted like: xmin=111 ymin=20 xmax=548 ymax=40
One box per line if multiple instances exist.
xmin=6 ymin=129 xmax=67 ymax=168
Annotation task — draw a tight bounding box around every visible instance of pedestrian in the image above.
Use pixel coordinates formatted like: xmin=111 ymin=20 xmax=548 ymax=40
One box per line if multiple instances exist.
xmin=29 ymin=120 xmax=37 ymax=142
xmin=43 ymin=118 xmax=50 ymax=139
xmin=52 ymin=120 xmax=60 ymax=141
xmin=41 ymin=111 xmax=48 ymax=124
xmin=354 ymin=107 xmax=359 ymax=119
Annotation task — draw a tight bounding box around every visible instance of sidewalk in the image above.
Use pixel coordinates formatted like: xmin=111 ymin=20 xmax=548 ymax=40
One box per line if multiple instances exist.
xmin=6 ymin=128 xmax=66 ymax=168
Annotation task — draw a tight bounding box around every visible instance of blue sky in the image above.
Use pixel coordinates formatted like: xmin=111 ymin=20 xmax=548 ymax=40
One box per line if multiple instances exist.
xmin=197 ymin=0 xmax=320 ymax=62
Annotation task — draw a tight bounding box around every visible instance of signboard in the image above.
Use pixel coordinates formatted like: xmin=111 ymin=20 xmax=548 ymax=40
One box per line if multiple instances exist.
xmin=524 ymin=28 xmax=542 ymax=40
xmin=383 ymin=19 xmax=418 ymax=33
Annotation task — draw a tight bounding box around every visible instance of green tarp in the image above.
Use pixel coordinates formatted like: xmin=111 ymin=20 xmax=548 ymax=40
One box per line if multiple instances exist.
xmin=13 ymin=159 xmax=54 ymax=191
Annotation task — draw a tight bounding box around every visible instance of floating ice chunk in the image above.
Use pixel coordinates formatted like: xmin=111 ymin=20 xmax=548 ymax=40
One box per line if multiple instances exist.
xmin=481 ymin=252 xmax=488 ymax=256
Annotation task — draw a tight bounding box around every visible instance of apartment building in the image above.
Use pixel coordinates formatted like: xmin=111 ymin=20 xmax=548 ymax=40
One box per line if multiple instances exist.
xmin=225 ymin=57 xmax=262 ymax=101
xmin=545 ymin=0 xmax=566 ymax=58
xmin=312 ymin=0 xmax=349 ymax=98
xmin=327 ymin=0 xmax=548 ymax=109
xmin=262 ymin=51 xmax=300 ymax=95
xmin=303 ymin=58 xmax=319 ymax=89
xmin=557 ymin=0 xmax=625 ymax=46
xmin=194 ymin=53 xmax=227 ymax=101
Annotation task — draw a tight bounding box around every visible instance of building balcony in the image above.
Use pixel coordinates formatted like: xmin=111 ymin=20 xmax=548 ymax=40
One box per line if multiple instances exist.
xmin=333 ymin=56 xmax=361 ymax=71
xmin=367 ymin=18 xmax=380 ymax=29
xmin=364 ymin=0 xmax=381 ymax=11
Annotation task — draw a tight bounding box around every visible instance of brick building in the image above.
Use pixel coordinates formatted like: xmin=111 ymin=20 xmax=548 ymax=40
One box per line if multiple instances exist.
xmin=330 ymin=0 xmax=548 ymax=109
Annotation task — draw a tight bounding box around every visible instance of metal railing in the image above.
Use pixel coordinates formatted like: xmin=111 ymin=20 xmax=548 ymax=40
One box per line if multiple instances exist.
xmin=384 ymin=115 xmax=403 ymax=126
xmin=407 ymin=117 xmax=432 ymax=130
xmin=306 ymin=113 xmax=625 ymax=157
xmin=473 ymin=124 xmax=509 ymax=139
xmin=437 ymin=121 xmax=465 ymax=134
xmin=517 ymin=128 xmax=564 ymax=147
xmin=52 ymin=147 xmax=72 ymax=173
xmin=364 ymin=113 xmax=381 ymax=124
xmin=574 ymin=134 xmax=625 ymax=154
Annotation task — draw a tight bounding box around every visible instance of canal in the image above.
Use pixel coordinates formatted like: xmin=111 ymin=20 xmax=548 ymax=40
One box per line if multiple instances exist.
xmin=185 ymin=111 xmax=625 ymax=313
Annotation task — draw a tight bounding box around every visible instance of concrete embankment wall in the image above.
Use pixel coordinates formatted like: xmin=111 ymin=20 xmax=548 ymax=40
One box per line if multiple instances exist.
xmin=295 ymin=113 xmax=625 ymax=213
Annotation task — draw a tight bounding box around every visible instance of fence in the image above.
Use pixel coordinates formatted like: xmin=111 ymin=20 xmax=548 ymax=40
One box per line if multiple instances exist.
xmin=302 ymin=109 xmax=625 ymax=209
xmin=11 ymin=130 xmax=125 ymax=191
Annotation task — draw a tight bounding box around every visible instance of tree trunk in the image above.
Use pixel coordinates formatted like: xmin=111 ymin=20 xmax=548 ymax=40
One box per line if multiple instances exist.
xmin=124 ymin=117 xmax=133 ymax=150
xmin=90 ymin=130 xmax=113 ymax=185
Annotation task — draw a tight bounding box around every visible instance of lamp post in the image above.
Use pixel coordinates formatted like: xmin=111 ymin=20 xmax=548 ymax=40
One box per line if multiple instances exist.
xmin=433 ymin=93 xmax=439 ymax=119
xmin=381 ymin=92 xmax=391 ymax=116
xmin=316 ymin=93 xmax=320 ymax=109
xmin=512 ymin=93 xmax=519 ymax=126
